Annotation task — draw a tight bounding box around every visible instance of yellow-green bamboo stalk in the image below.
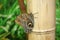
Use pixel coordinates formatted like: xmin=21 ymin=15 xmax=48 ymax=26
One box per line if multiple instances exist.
xmin=27 ymin=0 xmax=56 ymax=40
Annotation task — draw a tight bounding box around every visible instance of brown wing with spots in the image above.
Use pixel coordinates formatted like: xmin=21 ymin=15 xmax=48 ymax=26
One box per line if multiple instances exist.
xmin=15 ymin=13 xmax=34 ymax=33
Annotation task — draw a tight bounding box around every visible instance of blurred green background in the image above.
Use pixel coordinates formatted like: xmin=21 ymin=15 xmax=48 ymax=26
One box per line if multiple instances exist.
xmin=0 ymin=0 xmax=60 ymax=40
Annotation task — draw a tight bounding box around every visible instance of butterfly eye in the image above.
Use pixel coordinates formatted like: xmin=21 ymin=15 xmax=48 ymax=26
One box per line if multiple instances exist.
xmin=27 ymin=22 xmax=33 ymax=28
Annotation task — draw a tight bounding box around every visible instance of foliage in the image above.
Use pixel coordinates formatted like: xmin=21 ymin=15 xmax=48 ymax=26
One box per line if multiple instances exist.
xmin=56 ymin=0 xmax=60 ymax=40
xmin=0 ymin=0 xmax=26 ymax=40
xmin=0 ymin=0 xmax=60 ymax=40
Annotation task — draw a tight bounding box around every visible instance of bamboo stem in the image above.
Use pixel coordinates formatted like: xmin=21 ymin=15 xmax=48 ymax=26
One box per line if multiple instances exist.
xmin=27 ymin=0 xmax=55 ymax=40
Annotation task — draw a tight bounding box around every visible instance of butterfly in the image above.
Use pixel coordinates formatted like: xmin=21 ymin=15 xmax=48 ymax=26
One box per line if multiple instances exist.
xmin=15 ymin=13 xmax=34 ymax=33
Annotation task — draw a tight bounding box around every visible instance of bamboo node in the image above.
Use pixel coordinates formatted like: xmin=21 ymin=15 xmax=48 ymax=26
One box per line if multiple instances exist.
xmin=32 ymin=27 xmax=55 ymax=35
